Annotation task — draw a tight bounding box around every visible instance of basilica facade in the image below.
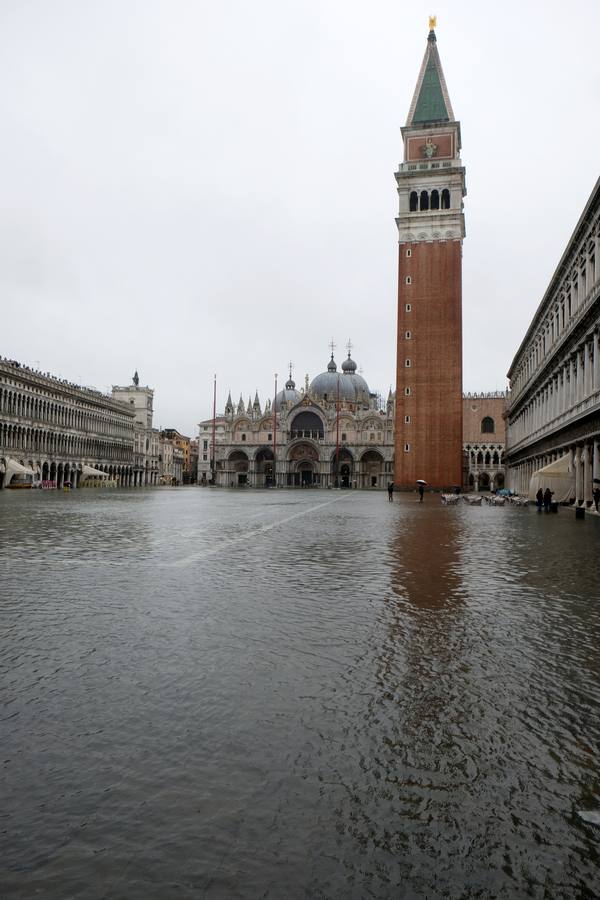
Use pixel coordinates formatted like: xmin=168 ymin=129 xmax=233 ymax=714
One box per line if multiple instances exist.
xmin=198 ymin=351 xmax=395 ymax=489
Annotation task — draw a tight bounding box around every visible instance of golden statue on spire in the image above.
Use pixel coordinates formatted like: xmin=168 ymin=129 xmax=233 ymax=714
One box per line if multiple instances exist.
xmin=429 ymin=15 xmax=437 ymax=30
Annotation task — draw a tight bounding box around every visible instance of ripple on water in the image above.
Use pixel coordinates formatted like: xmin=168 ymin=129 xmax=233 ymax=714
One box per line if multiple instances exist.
xmin=1 ymin=489 xmax=600 ymax=898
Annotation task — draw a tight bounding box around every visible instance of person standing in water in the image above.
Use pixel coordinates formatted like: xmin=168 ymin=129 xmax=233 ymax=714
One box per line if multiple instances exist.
xmin=418 ymin=484 xmax=425 ymax=503
xmin=387 ymin=483 xmax=394 ymax=501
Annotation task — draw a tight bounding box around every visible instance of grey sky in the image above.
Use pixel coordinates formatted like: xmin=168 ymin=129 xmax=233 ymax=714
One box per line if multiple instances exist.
xmin=1 ymin=0 xmax=599 ymax=436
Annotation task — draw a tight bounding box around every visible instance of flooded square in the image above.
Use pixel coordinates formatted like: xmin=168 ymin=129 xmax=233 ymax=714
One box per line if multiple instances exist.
xmin=2 ymin=488 xmax=600 ymax=898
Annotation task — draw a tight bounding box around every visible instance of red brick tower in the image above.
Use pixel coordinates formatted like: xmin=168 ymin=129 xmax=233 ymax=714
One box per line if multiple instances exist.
xmin=393 ymin=21 xmax=466 ymax=490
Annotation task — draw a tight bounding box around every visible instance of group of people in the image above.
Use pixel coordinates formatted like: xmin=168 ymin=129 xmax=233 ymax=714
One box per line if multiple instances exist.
xmin=536 ymin=486 xmax=600 ymax=511
xmin=535 ymin=487 xmax=554 ymax=512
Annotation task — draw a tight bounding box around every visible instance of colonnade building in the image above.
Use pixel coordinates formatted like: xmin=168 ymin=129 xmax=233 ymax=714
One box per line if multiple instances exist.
xmin=506 ymin=177 xmax=600 ymax=502
xmin=0 ymin=357 xmax=136 ymax=488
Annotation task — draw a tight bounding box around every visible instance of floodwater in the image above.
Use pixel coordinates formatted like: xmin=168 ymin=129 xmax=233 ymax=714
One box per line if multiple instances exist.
xmin=2 ymin=487 xmax=600 ymax=900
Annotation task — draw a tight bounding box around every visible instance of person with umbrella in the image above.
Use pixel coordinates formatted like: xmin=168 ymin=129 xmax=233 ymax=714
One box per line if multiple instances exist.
xmin=417 ymin=479 xmax=427 ymax=502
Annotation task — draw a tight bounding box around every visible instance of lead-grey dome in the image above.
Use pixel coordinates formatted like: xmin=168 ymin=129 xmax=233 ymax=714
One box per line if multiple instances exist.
xmin=340 ymin=353 xmax=370 ymax=405
xmin=309 ymin=355 xmax=357 ymax=403
xmin=274 ymin=375 xmax=301 ymax=411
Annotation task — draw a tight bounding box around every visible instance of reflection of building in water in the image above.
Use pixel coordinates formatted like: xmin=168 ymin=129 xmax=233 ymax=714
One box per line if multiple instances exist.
xmin=506 ymin=178 xmax=600 ymax=504
xmin=388 ymin=511 xmax=463 ymax=611
xmin=463 ymin=393 xmax=507 ymax=492
xmin=375 ymin=511 xmax=467 ymax=743
xmin=197 ymin=351 xmax=395 ymax=489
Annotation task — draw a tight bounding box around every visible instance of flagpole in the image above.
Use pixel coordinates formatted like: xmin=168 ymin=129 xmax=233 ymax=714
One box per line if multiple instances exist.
xmin=211 ymin=374 xmax=217 ymax=485
xmin=335 ymin=374 xmax=340 ymax=488
xmin=273 ymin=373 xmax=278 ymax=488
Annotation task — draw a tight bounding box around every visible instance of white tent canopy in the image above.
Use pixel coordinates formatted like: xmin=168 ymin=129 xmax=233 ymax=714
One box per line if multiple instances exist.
xmin=3 ymin=458 xmax=37 ymax=482
xmin=528 ymin=453 xmax=575 ymax=503
xmin=81 ymin=464 xmax=110 ymax=479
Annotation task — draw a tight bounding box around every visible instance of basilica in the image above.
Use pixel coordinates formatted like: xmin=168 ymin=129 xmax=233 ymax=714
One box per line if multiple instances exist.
xmin=198 ymin=348 xmax=395 ymax=489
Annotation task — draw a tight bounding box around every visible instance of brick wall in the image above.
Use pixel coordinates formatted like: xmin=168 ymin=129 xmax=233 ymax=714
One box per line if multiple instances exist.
xmin=462 ymin=397 xmax=506 ymax=444
xmin=393 ymin=240 xmax=463 ymax=489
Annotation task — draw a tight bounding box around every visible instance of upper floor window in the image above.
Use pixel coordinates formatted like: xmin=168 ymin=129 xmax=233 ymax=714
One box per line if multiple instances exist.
xmin=241 ymin=433 xmax=246 ymax=441
xmin=409 ymin=191 xmax=418 ymax=212
xmin=481 ymin=416 xmax=495 ymax=434
xmin=441 ymin=189 xmax=450 ymax=209
xmin=406 ymin=248 xmax=412 ymax=258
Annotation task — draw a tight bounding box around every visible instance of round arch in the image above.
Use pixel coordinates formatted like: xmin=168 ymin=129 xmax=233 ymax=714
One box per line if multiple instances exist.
xmin=254 ymin=446 xmax=274 ymax=487
xmin=290 ymin=411 xmax=324 ymax=440
xmin=286 ymin=441 xmax=320 ymax=487
xmin=227 ymin=450 xmax=249 ymax=486
xmin=360 ymin=449 xmax=385 ymax=489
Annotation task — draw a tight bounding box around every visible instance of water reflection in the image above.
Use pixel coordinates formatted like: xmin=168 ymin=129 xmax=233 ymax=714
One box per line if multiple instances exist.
xmin=2 ymin=491 xmax=600 ymax=898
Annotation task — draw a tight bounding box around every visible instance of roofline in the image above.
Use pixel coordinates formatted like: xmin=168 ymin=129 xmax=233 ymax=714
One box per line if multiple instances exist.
xmin=507 ymin=176 xmax=600 ymax=378
xmin=405 ymin=31 xmax=455 ymax=127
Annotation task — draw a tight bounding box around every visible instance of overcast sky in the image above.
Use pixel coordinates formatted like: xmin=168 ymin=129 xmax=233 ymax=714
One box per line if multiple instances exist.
xmin=1 ymin=0 xmax=599 ymax=435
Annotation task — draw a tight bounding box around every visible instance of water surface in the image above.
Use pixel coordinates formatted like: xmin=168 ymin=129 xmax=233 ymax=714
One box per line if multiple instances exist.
xmin=2 ymin=488 xmax=600 ymax=898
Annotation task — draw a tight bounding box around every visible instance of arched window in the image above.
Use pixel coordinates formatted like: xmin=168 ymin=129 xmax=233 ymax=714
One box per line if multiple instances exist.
xmin=441 ymin=189 xmax=450 ymax=209
xmin=420 ymin=191 xmax=429 ymax=211
xmin=430 ymin=189 xmax=439 ymax=210
xmin=409 ymin=191 xmax=418 ymax=212
xmin=481 ymin=416 xmax=495 ymax=434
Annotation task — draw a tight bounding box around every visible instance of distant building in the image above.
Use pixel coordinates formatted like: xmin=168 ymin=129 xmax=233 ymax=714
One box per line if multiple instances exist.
xmin=161 ymin=429 xmax=193 ymax=483
xmin=198 ymin=354 xmax=394 ymax=488
xmin=463 ymin=393 xmax=507 ymax=491
xmin=506 ymin=178 xmax=600 ymax=503
xmin=112 ymin=375 xmax=160 ymax=486
xmin=0 ymin=356 xmax=135 ymax=489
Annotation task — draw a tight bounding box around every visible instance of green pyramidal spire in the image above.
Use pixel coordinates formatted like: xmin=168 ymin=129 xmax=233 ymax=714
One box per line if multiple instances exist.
xmin=406 ymin=26 xmax=454 ymax=126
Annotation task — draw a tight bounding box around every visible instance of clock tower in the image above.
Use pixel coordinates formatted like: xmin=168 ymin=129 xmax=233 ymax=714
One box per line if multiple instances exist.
xmin=393 ymin=21 xmax=466 ymax=490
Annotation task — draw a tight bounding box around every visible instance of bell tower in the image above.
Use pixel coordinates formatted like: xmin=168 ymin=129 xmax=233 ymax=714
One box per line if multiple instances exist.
xmin=393 ymin=19 xmax=466 ymax=490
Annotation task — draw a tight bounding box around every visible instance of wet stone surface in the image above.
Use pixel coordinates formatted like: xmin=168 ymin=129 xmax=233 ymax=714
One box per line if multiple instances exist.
xmin=1 ymin=487 xmax=600 ymax=899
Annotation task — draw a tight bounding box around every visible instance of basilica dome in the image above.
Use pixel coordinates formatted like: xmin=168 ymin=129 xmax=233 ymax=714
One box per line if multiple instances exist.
xmin=274 ymin=375 xmax=302 ymax=411
xmin=309 ymin=355 xmax=359 ymax=403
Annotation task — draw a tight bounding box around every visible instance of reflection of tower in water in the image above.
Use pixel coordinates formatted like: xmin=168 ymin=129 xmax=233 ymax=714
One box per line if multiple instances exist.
xmin=378 ymin=509 xmax=468 ymax=740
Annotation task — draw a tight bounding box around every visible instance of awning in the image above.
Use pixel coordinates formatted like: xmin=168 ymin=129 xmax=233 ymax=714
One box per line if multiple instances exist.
xmin=5 ymin=458 xmax=36 ymax=477
xmin=528 ymin=453 xmax=575 ymax=503
xmin=81 ymin=464 xmax=110 ymax=479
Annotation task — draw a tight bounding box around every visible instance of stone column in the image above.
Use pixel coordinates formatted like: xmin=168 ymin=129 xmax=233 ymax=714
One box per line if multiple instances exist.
xmin=594 ymin=332 xmax=600 ymax=392
xmin=575 ymin=445 xmax=583 ymax=506
xmin=583 ymin=443 xmax=593 ymax=507
xmin=594 ymin=440 xmax=600 ymax=487
xmin=585 ymin=343 xmax=592 ymax=397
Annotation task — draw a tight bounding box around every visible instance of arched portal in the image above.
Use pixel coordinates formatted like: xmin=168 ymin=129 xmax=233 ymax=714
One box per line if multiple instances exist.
xmin=331 ymin=448 xmax=354 ymax=488
xmin=255 ymin=447 xmax=274 ymax=487
xmin=360 ymin=449 xmax=385 ymax=489
xmin=287 ymin=441 xmax=320 ymax=487
xmin=228 ymin=450 xmax=249 ymax=486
